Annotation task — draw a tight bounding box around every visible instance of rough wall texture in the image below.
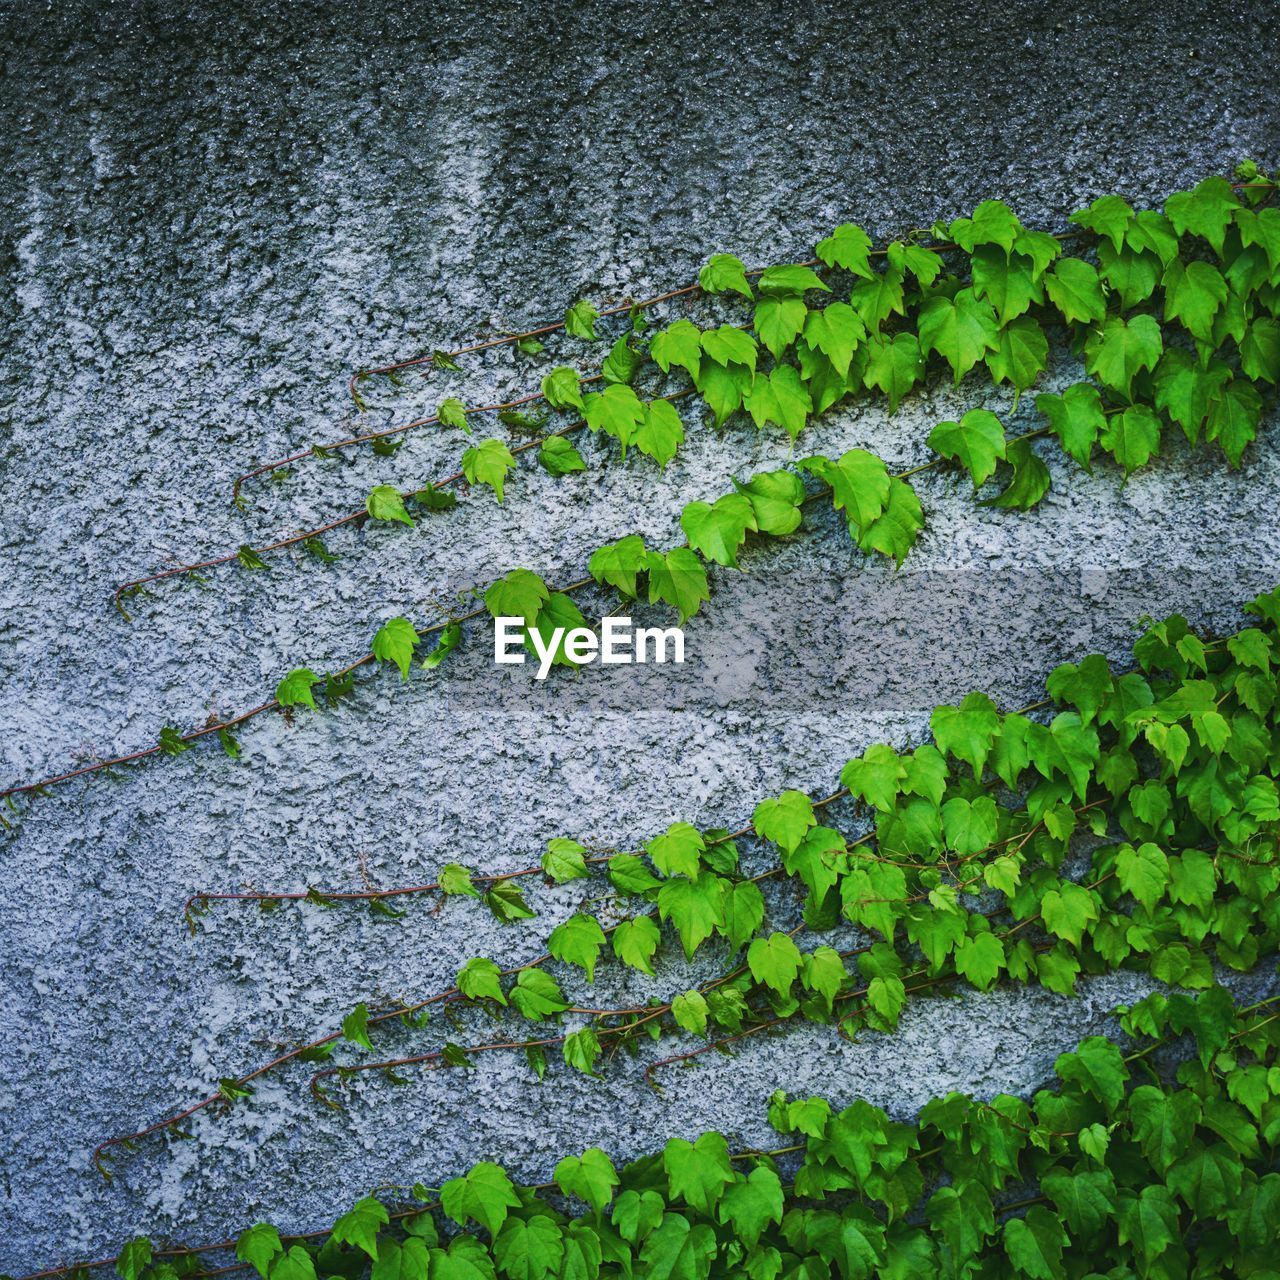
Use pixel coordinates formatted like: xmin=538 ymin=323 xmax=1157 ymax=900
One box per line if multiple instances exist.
xmin=1 ymin=0 xmax=1279 ymax=1270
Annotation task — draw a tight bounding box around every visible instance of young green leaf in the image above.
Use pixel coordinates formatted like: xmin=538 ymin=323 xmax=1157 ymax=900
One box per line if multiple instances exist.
xmin=437 ymin=397 xmax=470 ymax=432
xmin=276 ymin=668 xmax=321 ymax=711
xmin=538 ymin=435 xmax=587 ymax=476
xmin=548 ymin=912 xmax=607 ymax=981
xmin=927 ymin=409 xmax=1007 ymax=489
xmin=457 ymin=956 xmax=507 ymax=1005
xmin=699 ymin=253 xmax=752 ymax=298
xmin=564 ymin=299 xmax=599 ymax=340
xmin=542 ymin=837 xmax=590 ymax=883
xmin=680 ymin=493 xmax=757 ymax=568
xmin=372 ymin=616 xmax=419 ymax=680
xmin=541 ymin=366 xmax=586 ymax=412
xmin=461 ymin=438 xmax=516 ymax=502
xmin=366 ymin=485 xmax=414 ymax=528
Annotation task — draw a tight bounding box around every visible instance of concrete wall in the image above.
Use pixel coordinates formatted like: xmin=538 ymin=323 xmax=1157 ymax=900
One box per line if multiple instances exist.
xmin=1 ymin=0 xmax=1278 ymax=1269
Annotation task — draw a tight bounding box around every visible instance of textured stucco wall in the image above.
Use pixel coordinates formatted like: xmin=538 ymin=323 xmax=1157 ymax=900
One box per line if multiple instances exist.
xmin=2 ymin=0 xmax=1279 ymax=1270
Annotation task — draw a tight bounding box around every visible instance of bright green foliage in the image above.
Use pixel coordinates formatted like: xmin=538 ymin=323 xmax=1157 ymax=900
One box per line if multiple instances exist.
xmin=816 ymin=223 xmax=875 ymax=276
xmin=366 ymin=485 xmax=414 ymax=527
xmin=585 ymin=534 xmax=646 ymax=598
xmin=734 ymin=470 xmax=805 ymax=536
xmin=698 ymin=253 xmax=752 ymax=298
xmin=646 ymin=822 xmax=705 ymax=878
xmin=983 ymin=437 xmax=1050 ymax=510
xmin=680 ymin=493 xmax=756 ymax=568
xmin=437 ymin=397 xmax=469 ymax=432
xmin=542 ymin=837 xmax=589 ymax=883
xmin=548 ymin=912 xmax=607 ymax=981
xmin=372 ymin=616 xmax=419 ymax=679
xmin=540 ymin=366 xmax=585 ymax=412
xmin=1084 ymin=314 xmax=1163 ymax=400
xmin=536 ymin=434 xmax=586 ymax=476
xmin=1044 ymin=257 xmax=1106 ymax=325
xmin=484 ymin=568 xmax=548 ymax=624
xmin=651 ymin=318 xmax=703 ymax=377
xmin=742 ymin=365 xmax=812 ymax=438
xmin=1036 ymin=383 xmax=1104 ymax=469
xmin=461 ymin=438 xmax=516 ymax=502
xmin=440 ymin=1162 xmax=520 ymax=1237
xmin=456 ymin=956 xmax=506 ymax=1005
xmin=1100 ymin=404 xmax=1161 ymax=474
xmin=330 ymin=1197 xmax=389 ymax=1260
xmin=863 ymin=333 xmax=924 ymax=410
xmin=563 ymin=299 xmax=599 ymax=340
xmin=276 ymin=668 xmax=321 ymax=711
xmin=752 ymin=789 xmax=815 ymax=852
xmin=603 ymin=334 xmax=643 ymax=385
xmin=918 ymin=289 xmax=1000 ymax=382
xmin=928 ymin=409 xmax=1006 ymax=488
xmin=646 ymin=547 xmax=710 ymax=622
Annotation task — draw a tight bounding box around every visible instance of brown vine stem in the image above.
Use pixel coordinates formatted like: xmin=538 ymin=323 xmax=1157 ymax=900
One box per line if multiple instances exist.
xmin=95 ymin=805 xmax=855 ymax=1166
xmin=15 ymin=422 xmax=1051 ymax=804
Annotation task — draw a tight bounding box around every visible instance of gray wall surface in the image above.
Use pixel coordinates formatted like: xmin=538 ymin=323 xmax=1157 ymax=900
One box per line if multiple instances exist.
xmin=1 ymin=0 xmax=1279 ymax=1270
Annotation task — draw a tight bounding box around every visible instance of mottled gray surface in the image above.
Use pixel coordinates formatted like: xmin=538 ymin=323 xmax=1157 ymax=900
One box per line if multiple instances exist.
xmin=1 ymin=0 xmax=1279 ymax=1270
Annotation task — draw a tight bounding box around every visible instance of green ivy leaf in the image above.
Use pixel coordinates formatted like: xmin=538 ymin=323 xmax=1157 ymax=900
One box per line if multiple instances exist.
xmin=982 ymin=438 xmax=1050 ymax=511
xmin=366 ymin=485 xmax=414 ymax=528
xmin=928 ymin=409 xmax=1007 ymax=489
xmin=752 ymin=790 xmax=816 ymax=852
xmin=816 ymin=223 xmax=874 ymax=276
xmin=1084 ymin=314 xmax=1163 ymax=400
xmin=742 ymin=365 xmax=812 ymax=439
xmin=646 ymin=822 xmax=705 ymax=878
xmin=116 ymin=1239 xmax=153 ymax=1280
xmin=548 ymin=913 xmax=607 ymax=981
xmin=1044 ymin=257 xmax=1106 ymax=325
xmin=461 ymin=438 xmax=516 ymax=502
xmin=633 ymin=399 xmax=686 ymax=466
xmin=589 ymin=535 xmax=648 ymax=598
xmin=1002 ymin=1205 xmax=1067 ymax=1280
xmin=863 ymin=333 xmax=924 ymax=411
xmin=1100 ymin=405 xmax=1161 ymax=474
xmin=672 ymin=988 xmax=710 ymax=1036
xmin=485 ymin=568 xmax=549 ymax=624
xmin=372 ymin=616 xmax=419 ymax=680
xmin=986 ymin=316 xmax=1049 ymax=391
xmin=701 ymin=325 xmax=759 ymax=372
xmin=734 ymin=470 xmax=805 ymax=536
xmin=276 ymin=668 xmax=321 ymax=710
xmin=509 ymin=968 xmax=568 ymax=1021
xmin=421 ymin=622 xmax=461 ymax=670
xmin=331 ymin=1197 xmax=390 ymax=1261
xmin=439 ymin=863 xmax=479 ymax=898
xmin=456 ymin=956 xmax=507 ymax=1005
xmin=613 ymin=915 xmax=661 ymax=975
xmin=699 ymin=253 xmax=752 ymax=299
xmin=563 ymin=1027 xmax=602 ymax=1076
xmin=564 ymin=299 xmax=599 ymax=340
xmin=651 ymin=319 xmax=704 ymax=378
xmin=440 ymin=1162 xmax=520 ymax=1237
xmin=747 ymin=932 xmax=803 ymax=995
xmin=1069 ymin=193 xmax=1135 ymax=251
xmin=646 ymin=547 xmax=710 ymax=622
xmin=663 ymin=1132 xmax=736 ymax=1214
xmin=541 ymin=366 xmax=585 ymax=412
xmin=918 ymin=289 xmax=1000 ymax=382
xmin=680 ymin=493 xmax=757 ymax=568
xmin=1036 ymin=383 xmax=1104 ymax=470
xmin=603 ymin=335 xmax=644 ymax=385
xmin=341 ymin=1002 xmax=374 ymax=1052
xmin=542 ymin=837 xmax=590 ymax=883
xmin=948 ymin=200 xmax=1020 ymax=252
xmin=555 ymin=1148 xmax=619 ymax=1213
xmin=1165 ymin=176 xmax=1240 ymax=254
xmin=657 ymin=874 xmax=726 ymax=959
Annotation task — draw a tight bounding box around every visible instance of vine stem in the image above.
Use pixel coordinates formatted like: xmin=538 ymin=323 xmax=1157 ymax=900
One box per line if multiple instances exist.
xmin=10 ymin=422 xmax=1055 ymax=804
